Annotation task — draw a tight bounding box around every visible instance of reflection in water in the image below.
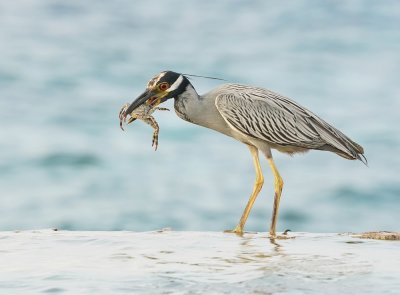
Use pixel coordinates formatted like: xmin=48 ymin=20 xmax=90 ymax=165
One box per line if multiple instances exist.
xmin=0 ymin=230 xmax=398 ymax=293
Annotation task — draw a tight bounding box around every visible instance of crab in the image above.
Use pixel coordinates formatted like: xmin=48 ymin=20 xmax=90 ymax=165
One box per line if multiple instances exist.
xmin=119 ymin=103 xmax=169 ymax=151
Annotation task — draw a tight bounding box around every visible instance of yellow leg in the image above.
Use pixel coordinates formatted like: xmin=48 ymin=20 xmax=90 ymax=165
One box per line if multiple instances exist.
xmin=226 ymin=145 xmax=264 ymax=235
xmin=267 ymin=158 xmax=284 ymax=238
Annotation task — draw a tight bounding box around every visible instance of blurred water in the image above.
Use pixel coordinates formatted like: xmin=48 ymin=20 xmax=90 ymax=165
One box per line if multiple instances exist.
xmin=0 ymin=0 xmax=399 ymax=232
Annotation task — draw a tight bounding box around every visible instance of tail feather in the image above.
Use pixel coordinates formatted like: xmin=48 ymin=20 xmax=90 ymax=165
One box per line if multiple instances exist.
xmin=310 ymin=117 xmax=367 ymax=166
xmin=357 ymin=153 xmax=368 ymax=166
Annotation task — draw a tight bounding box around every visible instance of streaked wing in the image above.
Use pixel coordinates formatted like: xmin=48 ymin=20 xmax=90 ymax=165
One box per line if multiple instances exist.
xmin=215 ymin=84 xmax=364 ymax=160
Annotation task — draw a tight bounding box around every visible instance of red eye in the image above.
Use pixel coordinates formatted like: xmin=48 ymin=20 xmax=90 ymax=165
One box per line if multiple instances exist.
xmin=159 ymin=82 xmax=169 ymax=91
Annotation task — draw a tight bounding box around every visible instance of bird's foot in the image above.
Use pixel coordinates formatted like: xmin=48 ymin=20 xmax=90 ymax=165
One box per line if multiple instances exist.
xmin=224 ymin=225 xmax=244 ymax=236
xmin=270 ymin=229 xmax=295 ymax=240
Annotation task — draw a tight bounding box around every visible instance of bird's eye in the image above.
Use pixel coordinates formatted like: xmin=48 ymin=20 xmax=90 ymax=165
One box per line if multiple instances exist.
xmin=159 ymin=82 xmax=169 ymax=91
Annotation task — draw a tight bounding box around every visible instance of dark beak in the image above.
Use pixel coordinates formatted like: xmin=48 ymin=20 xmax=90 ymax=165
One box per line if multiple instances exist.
xmin=124 ymin=89 xmax=156 ymax=116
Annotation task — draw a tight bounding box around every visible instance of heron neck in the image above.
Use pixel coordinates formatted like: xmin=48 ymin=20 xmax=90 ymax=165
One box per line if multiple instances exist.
xmin=173 ymin=84 xmax=201 ymax=123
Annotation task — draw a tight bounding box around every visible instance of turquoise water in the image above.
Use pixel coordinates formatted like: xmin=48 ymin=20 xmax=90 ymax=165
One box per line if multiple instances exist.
xmin=1 ymin=1 xmax=399 ymax=233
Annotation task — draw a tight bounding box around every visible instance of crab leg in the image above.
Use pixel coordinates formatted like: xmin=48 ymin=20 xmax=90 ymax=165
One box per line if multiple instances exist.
xmin=148 ymin=117 xmax=160 ymax=151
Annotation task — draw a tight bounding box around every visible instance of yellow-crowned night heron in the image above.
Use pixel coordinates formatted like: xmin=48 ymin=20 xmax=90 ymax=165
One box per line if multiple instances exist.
xmin=121 ymin=70 xmax=366 ymax=238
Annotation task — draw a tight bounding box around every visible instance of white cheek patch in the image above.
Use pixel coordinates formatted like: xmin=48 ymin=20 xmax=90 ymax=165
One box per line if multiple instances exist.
xmin=167 ymin=75 xmax=184 ymax=92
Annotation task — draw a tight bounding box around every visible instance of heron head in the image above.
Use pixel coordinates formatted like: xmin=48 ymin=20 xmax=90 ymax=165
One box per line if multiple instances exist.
xmin=124 ymin=71 xmax=190 ymax=116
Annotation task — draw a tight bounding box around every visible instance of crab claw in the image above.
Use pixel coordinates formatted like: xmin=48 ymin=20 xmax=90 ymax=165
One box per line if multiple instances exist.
xmin=119 ymin=103 xmax=129 ymax=131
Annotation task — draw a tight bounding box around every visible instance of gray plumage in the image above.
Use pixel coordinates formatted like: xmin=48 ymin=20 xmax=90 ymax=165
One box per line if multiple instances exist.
xmin=174 ymin=82 xmax=366 ymax=164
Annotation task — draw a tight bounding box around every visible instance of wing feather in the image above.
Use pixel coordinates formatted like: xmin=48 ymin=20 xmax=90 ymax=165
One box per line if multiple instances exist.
xmin=215 ymin=84 xmax=365 ymax=162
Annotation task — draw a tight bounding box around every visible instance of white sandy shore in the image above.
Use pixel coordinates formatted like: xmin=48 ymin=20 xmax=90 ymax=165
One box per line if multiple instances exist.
xmin=1 ymin=230 xmax=399 ymax=294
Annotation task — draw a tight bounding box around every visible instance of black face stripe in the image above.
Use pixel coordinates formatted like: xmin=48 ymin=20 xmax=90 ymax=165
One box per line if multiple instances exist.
xmin=158 ymin=71 xmax=191 ymax=96
xmin=158 ymin=71 xmax=180 ymax=85
xmin=147 ymin=71 xmax=180 ymax=88
xmin=169 ymin=79 xmax=190 ymax=97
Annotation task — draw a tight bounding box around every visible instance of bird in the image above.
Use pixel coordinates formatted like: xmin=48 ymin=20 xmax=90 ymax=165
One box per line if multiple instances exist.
xmin=121 ymin=70 xmax=366 ymax=238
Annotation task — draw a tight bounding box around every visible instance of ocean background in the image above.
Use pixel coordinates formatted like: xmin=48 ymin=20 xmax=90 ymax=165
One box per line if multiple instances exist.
xmin=1 ymin=0 xmax=399 ymax=233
